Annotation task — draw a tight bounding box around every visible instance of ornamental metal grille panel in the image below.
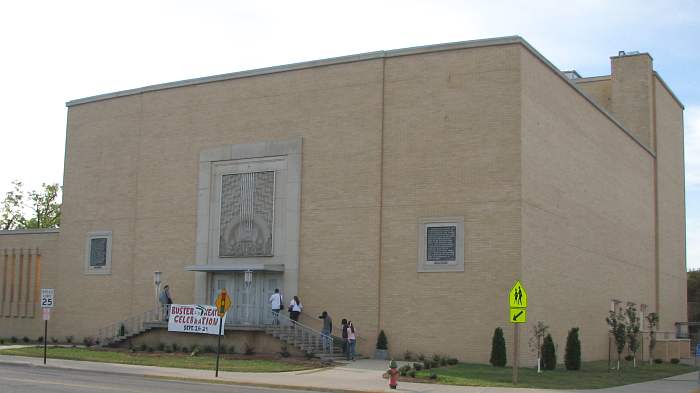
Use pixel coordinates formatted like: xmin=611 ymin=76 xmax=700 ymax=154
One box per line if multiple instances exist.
xmin=219 ymin=171 xmax=274 ymax=257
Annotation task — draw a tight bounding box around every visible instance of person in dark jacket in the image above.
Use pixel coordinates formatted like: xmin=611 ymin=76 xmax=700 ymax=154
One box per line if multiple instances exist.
xmin=319 ymin=311 xmax=333 ymax=352
xmin=340 ymin=318 xmax=348 ymax=357
xmin=158 ymin=285 xmax=173 ymax=320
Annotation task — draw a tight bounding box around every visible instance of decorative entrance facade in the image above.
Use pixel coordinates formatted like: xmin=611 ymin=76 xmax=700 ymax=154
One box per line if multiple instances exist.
xmin=188 ymin=139 xmax=302 ymax=321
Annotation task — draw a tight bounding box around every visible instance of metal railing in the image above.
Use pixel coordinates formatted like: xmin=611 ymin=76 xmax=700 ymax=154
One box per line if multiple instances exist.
xmin=96 ymin=305 xmax=168 ymax=346
xmin=265 ymin=309 xmax=338 ymax=356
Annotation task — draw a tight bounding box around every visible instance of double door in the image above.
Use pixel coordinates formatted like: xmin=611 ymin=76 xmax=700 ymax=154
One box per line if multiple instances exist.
xmin=210 ymin=272 xmax=282 ymax=325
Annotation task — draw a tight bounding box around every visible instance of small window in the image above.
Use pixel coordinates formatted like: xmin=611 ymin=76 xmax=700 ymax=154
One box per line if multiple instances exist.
xmin=86 ymin=231 xmax=112 ymax=274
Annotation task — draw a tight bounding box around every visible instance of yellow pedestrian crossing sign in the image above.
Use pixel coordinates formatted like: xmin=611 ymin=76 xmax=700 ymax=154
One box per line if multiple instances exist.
xmin=510 ymin=308 xmax=527 ymax=323
xmin=509 ymin=280 xmax=527 ymax=308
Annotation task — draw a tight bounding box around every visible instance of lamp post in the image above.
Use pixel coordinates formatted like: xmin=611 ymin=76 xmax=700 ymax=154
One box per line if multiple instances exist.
xmin=244 ymin=270 xmax=253 ymax=324
xmin=154 ymin=271 xmax=162 ymax=318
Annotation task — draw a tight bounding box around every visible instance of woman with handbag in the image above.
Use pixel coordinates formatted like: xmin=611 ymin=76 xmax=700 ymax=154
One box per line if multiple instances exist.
xmin=289 ymin=296 xmax=302 ymax=322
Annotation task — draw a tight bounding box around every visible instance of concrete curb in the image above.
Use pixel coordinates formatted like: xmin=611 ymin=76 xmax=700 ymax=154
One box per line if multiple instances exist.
xmin=0 ymin=357 xmax=384 ymax=393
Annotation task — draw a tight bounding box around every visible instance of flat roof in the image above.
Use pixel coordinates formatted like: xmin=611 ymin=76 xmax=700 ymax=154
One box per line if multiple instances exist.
xmin=65 ymin=35 xmax=657 ymax=157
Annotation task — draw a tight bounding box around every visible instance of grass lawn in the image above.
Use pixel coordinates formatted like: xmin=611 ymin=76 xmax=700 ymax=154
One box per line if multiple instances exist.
xmin=412 ymin=360 xmax=695 ymax=389
xmin=0 ymin=346 xmax=320 ymax=373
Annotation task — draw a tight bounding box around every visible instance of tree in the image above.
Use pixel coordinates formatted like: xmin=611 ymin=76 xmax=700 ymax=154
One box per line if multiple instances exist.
xmin=606 ymin=310 xmax=626 ymax=370
xmin=23 ymin=183 xmax=61 ymax=229
xmin=489 ymin=327 xmax=507 ymax=367
xmin=541 ymin=333 xmax=556 ymax=370
xmin=625 ymin=303 xmax=641 ymax=367
xmin=564 ymin=327 xmax=581 ymax=370
xmin=646 ymin=312 xmax=659 ymax=365
xmin=0 ymin=181 xmax=25 ymax=230
xmin=688 ymin=270 xmax=700 ymax=321
xmin=376 ymin=330 xmax=388 ymax=350
xmin=528 ymin=321 xmax=549 ymax=373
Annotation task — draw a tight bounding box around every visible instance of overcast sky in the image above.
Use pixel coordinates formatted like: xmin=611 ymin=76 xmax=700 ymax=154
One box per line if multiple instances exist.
xmin=1 ymin=0 xmax=699 ymax=267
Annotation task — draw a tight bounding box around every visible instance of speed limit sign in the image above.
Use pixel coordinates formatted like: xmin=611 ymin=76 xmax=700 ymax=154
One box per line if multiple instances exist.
xmin=41 ymin=288 xmax=55 ymax=309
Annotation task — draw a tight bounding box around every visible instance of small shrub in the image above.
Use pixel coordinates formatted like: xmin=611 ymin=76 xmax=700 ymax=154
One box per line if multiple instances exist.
xmin=83 ymin=337 xmax=95 ymax=347
xmin=130 ymin=346 xmax=137 ymax=353
xmin=376 ymin=330 xmax=388 ymax=350
xmin=164 ymin=344 xmax=173 ymax=353
xmin=244 ymin=342 xmax=255 ymax=355
xmin=542 ymin=334 xmax=556 ymax=370
xmin=50 ymin=337 xmax=58 ymax=344
xmin=191 ymin=345 xmax=200 ymax=356
xmin=417 ymin=353 xmax=426 ymax=361
xmin=10 ymin=336 xmax=18 ymax=343
xmin=429 ymin=372 xmax=438 ymax=380
xmin=147 ymin=346 xmax=154 ymax=353
xmin=95 ymin=338 xmax=100 ymax=346
xmin=398 ymin=364 xmax=411 ymax=376
xmin=408 ymin=370 xmax=416 ymax=378
xmin=157 ymin=342 xmax=166 ymax=351
xmin=171 ymin=343 xmax=179 ymax=352
xmin=447 ymin=357 xmax=459 ymax=365
xmin=624 ymin=355 xmax=633 ymax=361
xmin=279 ymin=344 xmax=290 ymax=358
xmin=203 ymin=345 xmax=216 ymax=353
xmin=490 ymin=327 xmax=507 ymax=367
xmin=0 ymin=339 xmax=4 ymax=345
xmin=180 ymin=346 xmax=189 ymax=353
xmin=413 ymin=362 xmax=423 ymax=371
xmin=228 ymin=345 xmax=236 ymax=354
xmin=403 ymin=350 xmax=414 ymax=361
xmin=440 ymin=356 xmax=447 ymax=367
xmin=670 ymin=358 xmax=680 ymax=364
xmin=36 ymin=336 xmax=44 ymax=343
xmin=65 ymin=336 xmax=73 ymax=344
xmin=423 ymin=360 xmax=432 ymax=370
xmin=654 ymin=358 xmax=663 ymax=364
xmin=21 ymin=336 xmax=30 ymax=343
xmin=304 ymin=351 xmax=315 ymax=360
xmin=139 ymin=343 xmax=147 ymax=352
xmin=564 ymin=327 xmax=581 ymax=371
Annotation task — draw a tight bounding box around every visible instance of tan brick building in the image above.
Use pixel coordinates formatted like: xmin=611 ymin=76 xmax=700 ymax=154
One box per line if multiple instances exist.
xmin=0 ymin=36 xmax=687 ymax=364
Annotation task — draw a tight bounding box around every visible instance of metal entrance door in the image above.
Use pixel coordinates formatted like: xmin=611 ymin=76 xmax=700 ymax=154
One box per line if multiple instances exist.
xmin=210 ymin=272 xmax=283 ymax=325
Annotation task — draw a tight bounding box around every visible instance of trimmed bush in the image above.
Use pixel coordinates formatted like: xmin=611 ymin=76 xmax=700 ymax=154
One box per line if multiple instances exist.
xmin=413 ymin=362 xmax=423 ymax=371
xmin=157 ymin=342 xmax=166 ymax=351
xmin=37 ymin=336 xmax=44 ymax=343
xmin=447 ymin=357 xmax=459 ymax=365
xmin=408 ymin=370 xmax=416 ymax=378
xmin=429 ymin=372 xmax=438 ymax=380
xmin=489 ymin=327 xmax=507 ymax=367
xmin=564 ymin=327 xmax=581 ymax=370
xmin=376 ymin=330 xmax=388 ymax=350
xmin=654 ymin=358 xmax=663 ymax=364
xmin=180 ymin=346 xmax=189 ymax=353
xmin=65 ymin=336 xmax=73 ymax=344
xmin=403 ymin=350 xmax=414 ymax=361
xmin=417 ymin=353 xmax=426 ymax=361
xmin=22 ymin=336 xmax=30 ymax=343
xmin=541 ymin=334 xmax=556 ymax=370
xmin=423 ymin=360 xmax=432 ymax=369
xmin=624 ymin=355 xmax=633 ymax=361
xmin=171 ymin=343 xmax=179 ymax=352
xmin=670 ymin=358 xmax=680 ymax=364
xmin=164 ymin=344 xmax=173 ymax=353
xmin=244 ymin=343 xmax=255 ymax=355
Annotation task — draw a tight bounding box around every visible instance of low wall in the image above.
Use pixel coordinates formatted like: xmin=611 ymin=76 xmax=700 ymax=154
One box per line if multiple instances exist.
xmin=123 ymin=326 xmax=304 ymax=356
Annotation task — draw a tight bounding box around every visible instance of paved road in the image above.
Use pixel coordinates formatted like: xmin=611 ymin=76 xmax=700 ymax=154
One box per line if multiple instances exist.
xmin=0 ymin=363 xmax=313 ymax=393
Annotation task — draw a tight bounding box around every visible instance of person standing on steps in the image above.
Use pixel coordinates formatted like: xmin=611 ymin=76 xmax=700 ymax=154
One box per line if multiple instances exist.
xmin=340 ymin=318 xmax=349 ymax=357
xmin=289 ymin=296 xmax=302 ymax=322
xmin=346 ymin=320 xmax=357 ymax=361
xmin=159 ymin=284 xmax=173 ymax=321
xmin=318 ymin=311 xmax=333 ymax=352
xmin=269 ymin=289 xmax=283 ymax=325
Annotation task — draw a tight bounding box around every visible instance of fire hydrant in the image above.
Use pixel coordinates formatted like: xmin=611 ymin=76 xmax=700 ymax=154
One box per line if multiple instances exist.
xmin=388 ymin=360 xmax=398 ymax=389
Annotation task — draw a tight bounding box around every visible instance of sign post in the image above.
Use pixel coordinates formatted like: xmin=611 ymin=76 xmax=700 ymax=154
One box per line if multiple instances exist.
xmin=214 ymin=289 xmax=231 ymax=377
xmin=508 ymin=281 xmax=527 ymax=385
xmin=40 ymin=288 xmax=55 ymax=365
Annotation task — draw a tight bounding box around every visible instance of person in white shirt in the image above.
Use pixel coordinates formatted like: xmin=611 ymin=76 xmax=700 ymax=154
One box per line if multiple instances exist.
xmin=346 ymin=321 xmax=357 ymax=361
xmin=269 ymin=289 xmax=283 ymax=325
xmin=289 ymin=296 xmax=302 ymax=322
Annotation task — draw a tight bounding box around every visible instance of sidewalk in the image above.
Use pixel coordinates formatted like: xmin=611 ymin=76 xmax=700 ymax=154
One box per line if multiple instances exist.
xmin=0 ymin=353 xmax=697 ymax=393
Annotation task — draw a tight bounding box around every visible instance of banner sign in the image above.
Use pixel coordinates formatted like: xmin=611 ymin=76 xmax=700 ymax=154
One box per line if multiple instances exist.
xmin=167 ymin=304 xmax=225 ymax=335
